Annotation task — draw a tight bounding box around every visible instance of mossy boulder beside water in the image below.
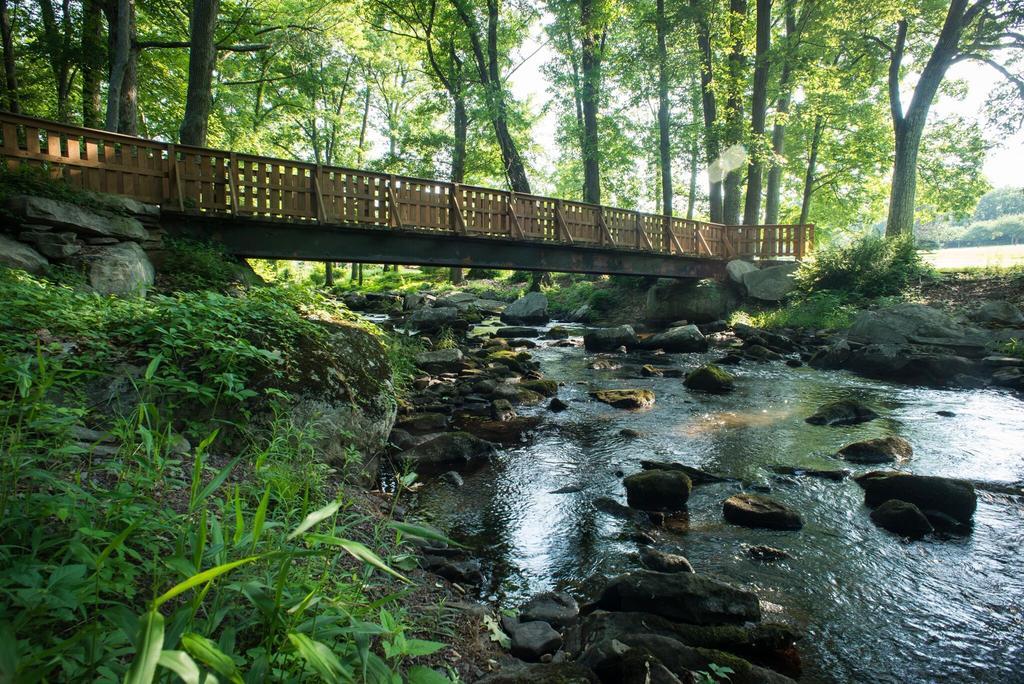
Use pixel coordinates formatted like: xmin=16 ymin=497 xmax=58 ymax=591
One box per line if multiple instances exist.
xmin=596 ymin=570 xmax=761 ymax=625
xmin=623 ymin=469 xmax=692 ymax=511
xmin=590 ymin=388 xmax=655 ymax=409
xmin=684 ymin=363 xmax=735 ymax=393
xmin=838 ymin=435 xmax=913 ymax=463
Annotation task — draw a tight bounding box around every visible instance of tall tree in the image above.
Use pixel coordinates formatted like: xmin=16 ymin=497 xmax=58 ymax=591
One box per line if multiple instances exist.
xmin=764 ymin=0 xmax=800 ymax=225
xmin=742 ymin=0 xmax=770 ymax=225
xmin=691 ymin=0 xmax=723 ymax=222
xmin=884 ymin=0 xmax=1023 ymax=236
xmin=722 ymin=0 xmax=747 ymax=225
xmin=578 ymin=0 xmax=605 ymax=204
xmin=0 ymin=0 xmax=19 ymax=112
xmin=38 ymin=0 xmax=74 ymax=121
xmin=81 ymin=0 xmax=104 ymax=127
xmin=179 ymin=0 xmax=219 ymax=145
xmin=656 ymin=0 xmax=672 ymax=215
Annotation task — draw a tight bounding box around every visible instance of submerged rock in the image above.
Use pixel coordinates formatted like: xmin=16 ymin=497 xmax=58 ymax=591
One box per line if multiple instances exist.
xmin=640 ymin=460 xmax=730 ymax=485
xmin=590 ymin=389 xmax=655 ymax=409
xmin=639 ymin=546 xmax=695 ymax=573
xmin=837 ymin=436 xmax=912 ymax=464
xmin=684 ymin=363 xmax=735 ymax=393
xmin=869 ymin=499 xmax=933 ymax=539
xmin=746 ymin=545 xmax=791 ymax=562
xmin=596 ymin=570 xmax=761 ymax=625
xmin=623 ymin=470 xmax=692 ymax=511
xmin=854 ymin=471 xmax=977 ymax=524
xmin=805 ymin=399 xmax=879 ymax=426
xmin=723 ymin=494 xmax=803 ymax=530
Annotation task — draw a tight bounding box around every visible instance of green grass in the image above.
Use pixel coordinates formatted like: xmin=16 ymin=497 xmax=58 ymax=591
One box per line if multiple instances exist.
xmin=923 ymin=244 xmax=1024 ymax=270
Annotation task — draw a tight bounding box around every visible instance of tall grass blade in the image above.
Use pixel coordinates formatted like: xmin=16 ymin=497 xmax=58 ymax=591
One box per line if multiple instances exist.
xmin=306 ymin=534 xmax=409 ymax=583
xmin=182 ymin=633 xmax=242 ymax=683
xmin=154 ymin=556 xmax=261 ymax=609
xmin=156 ymin=650 xmax=204 ymax=684
xmin=286 ymin=500 xmax=341 ymax=541
xmin=287 ymin=632 xmax=352 ymax=683
xmin=124 ymin=610 xmax=165 ymax=684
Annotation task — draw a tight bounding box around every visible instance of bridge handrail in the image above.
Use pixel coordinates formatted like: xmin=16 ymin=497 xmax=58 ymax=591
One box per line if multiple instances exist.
xmin=0 ymin=111 xmax=814 ymax=260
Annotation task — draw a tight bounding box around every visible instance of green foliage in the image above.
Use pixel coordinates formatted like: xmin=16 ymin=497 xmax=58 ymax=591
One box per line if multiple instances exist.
xmin=1001 ymin=338 xmax=1024 ymax=360
xmin=158 ymin=238 xmax=242 ymax=293
xmin=730 ymin=291 xmax=860 ymax=331
xmin=546 ymin=280 xmax=597 ymax=316
xmin=796 ymin=234 xmax=934 ymax=298
xmin=386 ymin=333 xmax=425 ymax=399
xmin=974 ymin=187 xmax=1024 ymax=221
xmin=0 ymin=271 xmax=449 ymax=683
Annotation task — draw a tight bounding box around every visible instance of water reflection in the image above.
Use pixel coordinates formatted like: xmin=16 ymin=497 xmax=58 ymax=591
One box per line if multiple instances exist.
xmin=414 ymin=341 xmax=1024 ymax=683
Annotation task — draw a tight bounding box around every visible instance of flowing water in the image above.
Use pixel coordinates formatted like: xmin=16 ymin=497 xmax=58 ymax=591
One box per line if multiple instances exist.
xmin=412 ymin=325 xmax=1024 ymax=683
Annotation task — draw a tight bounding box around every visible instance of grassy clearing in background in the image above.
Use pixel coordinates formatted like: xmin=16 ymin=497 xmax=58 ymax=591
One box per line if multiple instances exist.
xmin=923 ymin=244 xmax=1024 ymax=270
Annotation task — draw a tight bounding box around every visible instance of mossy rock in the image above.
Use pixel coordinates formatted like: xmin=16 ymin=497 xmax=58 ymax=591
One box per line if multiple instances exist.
xmin=590 ymin=388 xmax=655 ymax=409
xmin=723 ymin=493 xmax=803 ymax=530
xmin=515 ymin=388 xmax=547 ymax=406
xmin=684 ymin=363 xmax=735 ymax=393
xmin=519 ymin=378 xmax=558 ymax=397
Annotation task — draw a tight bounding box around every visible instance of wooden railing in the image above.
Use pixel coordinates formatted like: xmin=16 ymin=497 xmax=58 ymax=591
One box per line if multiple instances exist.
xmin=0 ymin=112 xmax=814 ymax=260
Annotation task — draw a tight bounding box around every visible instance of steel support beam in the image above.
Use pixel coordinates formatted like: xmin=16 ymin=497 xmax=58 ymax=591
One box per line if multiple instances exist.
xmin=161 ymin=212 xmax=726 ymax=279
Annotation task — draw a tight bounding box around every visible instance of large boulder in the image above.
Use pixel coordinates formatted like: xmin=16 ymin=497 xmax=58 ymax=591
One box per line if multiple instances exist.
xmin=623 ymin=469 xmax=692 ymax=511
xmin=7 ymin=195 xmax=149 ymax=240
xmin=846 ymin=303 xmax=986 ymax=352
xmin=584 ymin=325 xmax=637 ymax=351
xmin=805 ymin=399 xmax=878 ymax=426
xmin=284 ymin=320 xmax=398 ymax=483
xmin=0 ymin=234 xmax=48 ymax=274
xmin=398 ymin=431 xmax=497 ymax=472
xmin=969 ymin=300 xmax=1024 ymax=326
xmin=843 ymin=344 xmax=978 ymax=385
xmin=580 ymin=634 xmax=797 ymax=684
xmin=741 ymin=262 xmax=799 ymax=302
xmin=869 ymin=499 xmax=933 ymax=539
xmin=854 ymin=471 xmax=977 ymax=524
xmin=501 ymin=292 xmax=549 ymax=325
xmin=476 ymin=663 xmax=597 ymax=684
xmin=726 ymin=259 xmax=758 ymax=285
xmin=723 ymin=494 xmax=803 ymax=530
xmin=509 ymin=620 xmax=563 ymax=662
xmin=590 ymin=389 xmax=655 ymax=410
xmin=520 ymin=591 xmax=580 ymax=628
xmin=595 ymin=570 xmax=761 ymax=625
xmin=645 ymin=279 xmax=740 ymax=324
xmin=684 ymin=364 xmax=735 ymax=393
xmin=87 ymin=242 xmax=155 ymax=296
xmin=837 ymin=436 xmax=912 ymax=464
xmin=641 ymin=325 xmax=708 ymax=353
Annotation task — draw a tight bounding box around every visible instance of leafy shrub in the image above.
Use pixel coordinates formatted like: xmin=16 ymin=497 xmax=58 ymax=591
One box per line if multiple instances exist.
xmin=158 ymin=238 xmax=241 ymax=292
xmin=796 ymin=233 xmax=934 ymax=298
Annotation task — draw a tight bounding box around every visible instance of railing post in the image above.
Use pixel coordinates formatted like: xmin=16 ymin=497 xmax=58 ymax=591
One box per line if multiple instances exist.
xmin=507 ymin=191 xmax=525 ymax=238
xmin=386 ymin=174 xmax=404 ymax=228
xmin=450 ymin=182 xmax=467 ymax=234
xmin=312 ymin=164 xmax=327 ymax=223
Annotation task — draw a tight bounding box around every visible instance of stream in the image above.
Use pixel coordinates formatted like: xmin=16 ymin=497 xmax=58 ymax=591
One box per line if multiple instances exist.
xmin=411 ymin=321 xmax=1024 ymax=683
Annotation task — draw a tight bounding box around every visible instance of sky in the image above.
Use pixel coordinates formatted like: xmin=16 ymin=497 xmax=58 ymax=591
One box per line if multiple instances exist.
xmin=506 ymin=24 xmax=1023 ymax=190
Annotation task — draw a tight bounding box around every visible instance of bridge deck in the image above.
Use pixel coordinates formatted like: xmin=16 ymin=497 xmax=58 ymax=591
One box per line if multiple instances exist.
xmin=0 ymin=113 xmax=813 ymax=278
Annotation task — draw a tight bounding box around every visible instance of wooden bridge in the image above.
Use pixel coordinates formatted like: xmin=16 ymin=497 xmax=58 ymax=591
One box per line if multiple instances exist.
xmin=0 ymin=113 xmax=813 ymax=278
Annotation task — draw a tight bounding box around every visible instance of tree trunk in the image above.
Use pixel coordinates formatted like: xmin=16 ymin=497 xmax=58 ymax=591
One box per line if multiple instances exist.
xmin=885 ymin=2 xmax=970 ymax=236
xmin=742 ymin=0 xmax=771 ymax=225
xmin=799 ymin=115 xmax=823 ymax=226
xmin=325 ymin=262 xmax=334 ymax=287
xmin=450 ymin=87 xmax=467 ymax=285
xmin=81 ymin=0 xmax=104 ymax=126
xmin=579 ymin=0 xmax=602 ymax=205
xmin=104 ymin=0 xmax=130 ymax=130
xmin=454 ymin=0 xmax=531 ymax=194
xmin=179 ymin=0 xmax=220 ymax=146
xmin=692 ymin=0 xmax=722 ymax=222
xmin=0 ymin=0 xmax=19 ymax=112
xmin=357 ymin=85 xmax=371 ymax=164
xmin=764 ymin=0 xmax=796 ymax=225
xmin=39 ymin=0 xmax=72 ymax=122
xmin=118 ymin=5 xmax=139 ymax=135
xmin=723 ymin=0 xmax=747 ymax=225
xmin=656 ymin=0 xmax=672 ymax=216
